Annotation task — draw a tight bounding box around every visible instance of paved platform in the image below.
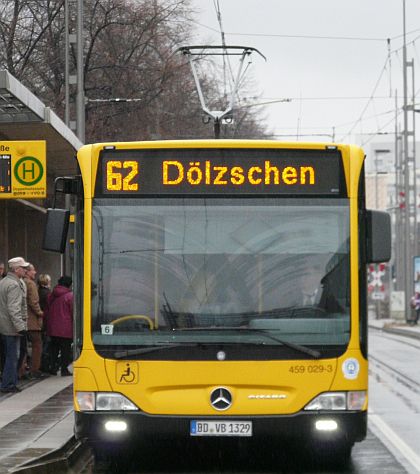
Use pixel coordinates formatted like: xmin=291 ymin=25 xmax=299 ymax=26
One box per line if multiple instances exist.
xmin=0 ymin=376 xmax=73 ymax=473
xmin=0 ymin=317 xmax=418 ymax=473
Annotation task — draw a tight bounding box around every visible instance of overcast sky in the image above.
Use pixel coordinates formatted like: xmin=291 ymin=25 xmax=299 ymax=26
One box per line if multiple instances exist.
xmin=190 ymin=0 xmax=420 ymax=152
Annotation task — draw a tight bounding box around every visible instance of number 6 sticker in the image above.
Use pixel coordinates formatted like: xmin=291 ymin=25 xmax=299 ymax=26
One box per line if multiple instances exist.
xmin=101 ymin=324 xmax=114 ymax=335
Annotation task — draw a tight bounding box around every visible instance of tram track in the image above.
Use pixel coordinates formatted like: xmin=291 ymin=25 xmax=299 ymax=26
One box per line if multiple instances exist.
xmin=367 ymin=327 xmax=420 ymax=473
xmin=369 ymin=353 xmax=420 ymax=397
xmin=369 ymin=324 xmax=420 ymax=350
xmin=369 ymin=328 xmax=420 ymax=414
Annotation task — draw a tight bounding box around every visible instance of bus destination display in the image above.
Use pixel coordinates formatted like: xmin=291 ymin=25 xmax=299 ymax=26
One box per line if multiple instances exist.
xmin=98 ymin=148 xmax=344 ymax=196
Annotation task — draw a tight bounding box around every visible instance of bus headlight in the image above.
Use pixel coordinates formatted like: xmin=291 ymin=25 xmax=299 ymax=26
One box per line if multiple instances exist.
xmin=304 ymin=392 xmax=346 ymax=410
xmin=97 ymin=393 xmax=138 ymax=411
xmin=76 ymin=392 xmax=138 ymax=411
xmin=304 ymin=391 xmax=366 ymax=411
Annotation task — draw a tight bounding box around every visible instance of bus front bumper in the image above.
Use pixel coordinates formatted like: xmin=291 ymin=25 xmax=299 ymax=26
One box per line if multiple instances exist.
xmin=75 ymin=410 xmax=366 ymax=445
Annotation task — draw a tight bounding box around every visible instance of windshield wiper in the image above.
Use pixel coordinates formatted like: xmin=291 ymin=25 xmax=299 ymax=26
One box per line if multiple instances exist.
xmin=113 ymin=328 xmax=321 ymax=360
xmin=170 ymin=327 xmax=321 ymax=359
xmin=113 ymin=343 xmax=202 ymax=359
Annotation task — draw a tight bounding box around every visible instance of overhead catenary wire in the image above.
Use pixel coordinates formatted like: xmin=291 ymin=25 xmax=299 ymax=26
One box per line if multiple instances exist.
xmin=87 ymin=95 xmax=399 ymax=139
xmin=86 ymin=95 xmax=401 ymax=143
xmin=87 ymin=96 xmax=404 ymax=105
xmin=105 ymin=10 xmax=420 ymax=129
xmin=271 ymin=133 xmax=336 ymax=139
xmin=334 ymin=107 xmax=395 ymax=129
xmin=191 ymin=19 xmax=420 ymax=43
xmin=413 ymin=42 xmax=420 ymax=72
xmin=361 ymin=109 xmax=403 ymax=146
xmin=343 ymin=34 xmax=420 ymax=139
xmin=249 ymin=96 xmax=401 ymax=103
xmin=339 ymin=54 xmax=390 ymax=142
xmin=88 ymin=16 xmax=420 ymax=144
xmin=341 ymin=37 xmax=420 ymax=143
xmin=190 ymin=13 xmax=420 ymax=143
xmin=270 ymin=107 xmax=398 ymax=141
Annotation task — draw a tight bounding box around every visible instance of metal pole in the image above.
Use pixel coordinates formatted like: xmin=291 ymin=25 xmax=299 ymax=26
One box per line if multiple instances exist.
xmin=398 ymin=124 xmax=404 ymax=291
xmin=375 ymin=165 xmax=382 ymax=318
xmin=76 ymin=0 xmax=85 ymax=143
xmin=411 ymin=61 xmax=417 ymax=258
xmin=64 ymin=0 xmax=70 ymax=126
xmin=214 ymin=119 xmax=221 ymax=139
xmin=395 ymin=91 xmax=402 ymax=291
xmin=403 ymin=0 xmax=412 ymax=321
xmin=375 ymin=152 xmax=379 ymax=209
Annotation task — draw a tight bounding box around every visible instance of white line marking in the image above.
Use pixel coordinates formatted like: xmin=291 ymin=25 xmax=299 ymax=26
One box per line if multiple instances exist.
xmin=369 ymin=411 xmax=420 ymax=472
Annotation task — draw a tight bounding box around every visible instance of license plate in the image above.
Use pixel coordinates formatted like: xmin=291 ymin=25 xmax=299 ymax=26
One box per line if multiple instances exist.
xmin=190 ymin=420 xmax=252 ymax=437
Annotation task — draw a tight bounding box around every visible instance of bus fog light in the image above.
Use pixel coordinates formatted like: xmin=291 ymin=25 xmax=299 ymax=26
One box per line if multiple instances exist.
xmin=105 ymin=420 xmax=127 ymax=432
xmin=315 ymin=419 xmax=338 ymax=431
xmin=347 ymin=391 xmax=366 ymax=410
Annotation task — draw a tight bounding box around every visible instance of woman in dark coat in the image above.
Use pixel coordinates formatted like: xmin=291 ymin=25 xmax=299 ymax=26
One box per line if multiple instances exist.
xmin=46 ymin=276 xmax=73 ymax=376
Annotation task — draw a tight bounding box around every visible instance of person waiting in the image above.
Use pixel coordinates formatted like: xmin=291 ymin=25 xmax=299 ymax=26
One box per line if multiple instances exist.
xmin=0 ymin=257 xmax=29 ymax=393
xmin=24 ymin=264 xmax=45 ymax=379
xmin=46 ymin=276 xmax=73 ymax=376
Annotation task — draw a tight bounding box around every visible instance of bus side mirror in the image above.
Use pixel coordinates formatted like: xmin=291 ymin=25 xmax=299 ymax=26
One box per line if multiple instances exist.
xmin=42 ymin=208 xmax=70 ymax=253
xmin=366 ymin=210 xmax=391 ymax=263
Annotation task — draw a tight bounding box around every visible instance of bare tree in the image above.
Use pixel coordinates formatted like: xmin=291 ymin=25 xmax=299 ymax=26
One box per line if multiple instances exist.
xmin=0 ymin=0 xmax=270 ymax=141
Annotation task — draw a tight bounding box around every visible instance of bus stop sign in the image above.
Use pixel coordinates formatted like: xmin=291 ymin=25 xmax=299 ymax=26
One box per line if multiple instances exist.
xmin=0 ymin=141 xmax=46 ymax=199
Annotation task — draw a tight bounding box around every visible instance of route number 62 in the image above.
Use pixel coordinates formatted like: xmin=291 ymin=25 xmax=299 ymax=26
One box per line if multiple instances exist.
xmin=107 ymin=160 xmax=139 ymax=191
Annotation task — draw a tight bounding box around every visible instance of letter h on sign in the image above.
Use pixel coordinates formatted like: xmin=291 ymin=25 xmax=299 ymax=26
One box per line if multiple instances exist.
xmin=23 ymin=162 xmax=35 ymax=180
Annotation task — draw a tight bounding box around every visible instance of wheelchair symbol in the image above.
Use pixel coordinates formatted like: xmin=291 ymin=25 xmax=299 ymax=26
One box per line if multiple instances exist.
xmin=118 ymin=363 xmax=137 ymax=383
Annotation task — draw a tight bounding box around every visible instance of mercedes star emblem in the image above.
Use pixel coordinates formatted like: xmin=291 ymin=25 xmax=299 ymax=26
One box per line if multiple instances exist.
xmin=210 ymin=387 xmax=233 ymax=411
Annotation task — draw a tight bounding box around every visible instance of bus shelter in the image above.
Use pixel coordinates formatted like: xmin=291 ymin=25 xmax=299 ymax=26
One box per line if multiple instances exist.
xmin=0 ymin=69 xmax=82 ymax=282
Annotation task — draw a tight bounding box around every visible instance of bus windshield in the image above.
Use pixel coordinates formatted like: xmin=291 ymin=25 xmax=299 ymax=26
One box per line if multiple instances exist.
xmin=91 ymin=197 xmax=350 ymax=359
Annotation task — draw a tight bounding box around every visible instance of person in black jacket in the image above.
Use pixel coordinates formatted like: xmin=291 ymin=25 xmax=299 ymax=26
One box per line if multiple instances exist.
xmin=38 ymin=274 xmax=52 ymax=373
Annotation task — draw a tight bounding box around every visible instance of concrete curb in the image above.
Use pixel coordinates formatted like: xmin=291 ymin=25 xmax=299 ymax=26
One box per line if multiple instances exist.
xmin=378 ymin=326 xmax=420 ymax=341
xmin=369 ymin=321 xmax=420 ymax=340
xmin=10 ymin=437 xmax=91 ymax=474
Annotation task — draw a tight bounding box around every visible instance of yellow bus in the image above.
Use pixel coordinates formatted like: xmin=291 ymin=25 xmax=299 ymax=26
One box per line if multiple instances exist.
xmin=44 ymin=140 xmax=390 ymax=466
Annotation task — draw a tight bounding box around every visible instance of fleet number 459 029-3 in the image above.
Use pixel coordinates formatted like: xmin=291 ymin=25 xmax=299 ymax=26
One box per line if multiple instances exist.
xmin=190 ymin=421 xmax=253 ymax=437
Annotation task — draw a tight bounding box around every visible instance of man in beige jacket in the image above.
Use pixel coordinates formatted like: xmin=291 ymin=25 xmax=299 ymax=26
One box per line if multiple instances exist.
xmin=24 ymin=264 xmax=44 ymax=378
xmin=0 ymin=257 xmax=28 ymax=393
